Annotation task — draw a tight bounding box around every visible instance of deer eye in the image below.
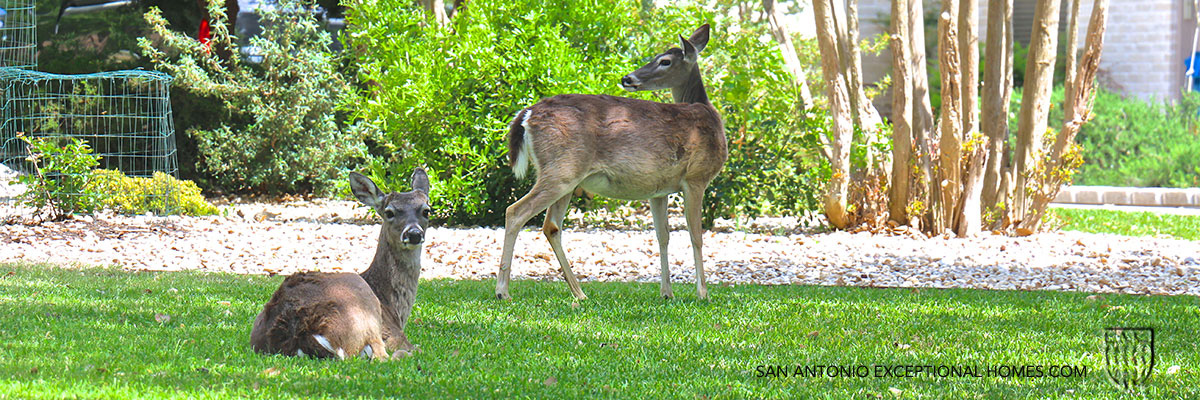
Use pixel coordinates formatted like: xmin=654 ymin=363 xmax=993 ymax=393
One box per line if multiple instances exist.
xmin=421 ymin=208 xmax=431 ymax=218
xmin=658 ymin=59 xmax=671 ymax=66
xmin=383 ymin=209 xmax=395 ymax=219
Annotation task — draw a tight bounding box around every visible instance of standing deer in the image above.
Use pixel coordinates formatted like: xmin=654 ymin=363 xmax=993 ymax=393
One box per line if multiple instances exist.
xmin=498 ymin=24 xmax=726 ymax=300
xmin=250 ymin=169 xmax=432 ymax=359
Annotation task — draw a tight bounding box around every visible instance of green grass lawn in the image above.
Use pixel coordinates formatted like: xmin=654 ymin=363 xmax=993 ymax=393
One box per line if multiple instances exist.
xmin=1051 ymin=207 xmax=1200 ymax=241
xmin=1 ymin=263 xmax=1198 ymax=399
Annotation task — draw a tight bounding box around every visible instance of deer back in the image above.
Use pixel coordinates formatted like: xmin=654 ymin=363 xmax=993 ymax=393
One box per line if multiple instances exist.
xmin=523 ymin=94 xmax=725 ymax=198
xmin=249 ymin=272 xmax=385 ymax=359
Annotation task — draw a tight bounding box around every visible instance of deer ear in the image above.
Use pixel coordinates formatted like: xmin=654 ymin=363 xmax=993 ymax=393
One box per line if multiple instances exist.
xmin=349 ymin=172 xmax=385 ymax=210
xmin=687 ymin=23 xmax=710 ymax=54
xmin=410 ymin=167 xmax=430 ymax=195
xmin=679 ymin=34 xmax=698 ymax=62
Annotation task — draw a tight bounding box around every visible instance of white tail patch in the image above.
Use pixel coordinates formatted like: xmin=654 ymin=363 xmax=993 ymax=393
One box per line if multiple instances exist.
xmin=513 ymin=111 xmax=537 ymax=179
xmin=313 ymin=334 xmax=335 ymax=354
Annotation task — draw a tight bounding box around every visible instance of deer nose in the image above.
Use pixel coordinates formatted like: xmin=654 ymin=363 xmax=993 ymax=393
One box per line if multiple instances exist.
xmin=403 ymin=227 xmax=424 ymax=245
xmin=621 ymin=75 xmax=638 ymax=89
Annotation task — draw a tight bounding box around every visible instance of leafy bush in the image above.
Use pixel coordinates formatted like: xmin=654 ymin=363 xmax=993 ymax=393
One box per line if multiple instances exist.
xmin=87 ymin=169 xmax=219 ymax=216
xmin=12 ymin=134 xmax=100 ymax=219
xmin=347 ymin=0 xmax=827 ymax=226
xmin=139 ymin=0 xmax=371 ymax=195
xmin=1044 ymin=87 xmax=1200 ymax=188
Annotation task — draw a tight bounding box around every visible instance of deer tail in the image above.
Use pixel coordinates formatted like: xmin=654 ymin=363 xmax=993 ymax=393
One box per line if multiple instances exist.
xmin=508 ymin=108 xmax=534 ymax=179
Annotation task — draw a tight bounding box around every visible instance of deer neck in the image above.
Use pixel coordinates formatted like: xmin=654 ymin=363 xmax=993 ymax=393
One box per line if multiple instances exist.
xmin=360 ymin=229 xmax=421 ymax=336
xmin=671 ymin=66 xmax=710 ymax=105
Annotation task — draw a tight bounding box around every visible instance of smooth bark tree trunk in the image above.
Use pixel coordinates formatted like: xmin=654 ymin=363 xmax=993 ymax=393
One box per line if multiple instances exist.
xmin=417 ymin=0 xmax=449 ymax=26
xmin=813 ymin=0 xmax=854 ymax=229
xmin=956 ymin=0 xmax=984 ymax=236
xmin=909 ymin=0 xmax=938 ymax=231
xmin=1012 ymin=0 xmax=1062 ymax=223
xmin=889 ymin=0 xmax=914 ymax=225
xmin=936 ymin=1 xmax=963 ymax=234
xmin=1062 ymin=0 xmax=1082 ymax=122
xmin=981 ymin=0 xmax=1014 ymax=217
xmin=763 ymin=0 xmax=815 ymax=107
xmin=1021 ymin=0 xmax=1109 ymax=231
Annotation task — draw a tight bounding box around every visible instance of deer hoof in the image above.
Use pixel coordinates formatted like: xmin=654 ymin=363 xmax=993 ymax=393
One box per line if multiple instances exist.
xmin=496 ymin=292 xmax=512 ymax=301
xmin=661 ymin=291 xmax=674 ymax=300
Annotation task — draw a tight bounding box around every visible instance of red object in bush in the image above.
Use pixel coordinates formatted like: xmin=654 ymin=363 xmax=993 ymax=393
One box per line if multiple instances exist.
xmin=198 ymin=18 xmax=213 ymax=51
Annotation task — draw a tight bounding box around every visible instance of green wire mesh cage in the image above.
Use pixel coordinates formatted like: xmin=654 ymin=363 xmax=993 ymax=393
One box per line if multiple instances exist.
xmin=0 ymin=0 xmax=180 ymax=219
xmin=0 ymin=70 xmax=179 ymax=217
xmin=0 ymin=0 xmax=37 ymax=69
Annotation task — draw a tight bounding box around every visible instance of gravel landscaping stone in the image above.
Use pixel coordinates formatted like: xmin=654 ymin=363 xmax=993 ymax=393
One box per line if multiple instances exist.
xmin=2 ymin=199 xmax=1198 ymax=296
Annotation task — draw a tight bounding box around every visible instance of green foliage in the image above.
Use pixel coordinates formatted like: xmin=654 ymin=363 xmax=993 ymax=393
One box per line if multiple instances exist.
xmin=4 ymin=263 xmax=1200 ymax=398
xmin=1046 ymin=87 xmax=1200 ymax=188
xmin=13 ymin=134 xmax=101 ymax=219
xmin=347 ymin=0 xmax=827 ymax=225
xmin=86 ymin=169 xmax=219 ymax=216
xmin=11 ymin=135 xmax=216 ymax=218
xmin=139 ymin=0 xmax=372 ymax=195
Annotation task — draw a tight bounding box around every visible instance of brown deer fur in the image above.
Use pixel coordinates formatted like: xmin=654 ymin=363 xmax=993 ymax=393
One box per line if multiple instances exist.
xmin=250 ymin=169 xmax=432 ymax=359
xmin=497 ymin=24 xmax=726 ymax=300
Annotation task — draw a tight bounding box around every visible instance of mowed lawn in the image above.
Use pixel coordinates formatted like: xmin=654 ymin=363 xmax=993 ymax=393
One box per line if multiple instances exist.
xmin=1 ymin=263 xmax=1198 ymax=399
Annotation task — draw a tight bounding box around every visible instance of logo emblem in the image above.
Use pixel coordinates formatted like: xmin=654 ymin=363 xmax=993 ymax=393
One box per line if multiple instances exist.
xmin=1103 ymin=327 xmax=1155 ymax=390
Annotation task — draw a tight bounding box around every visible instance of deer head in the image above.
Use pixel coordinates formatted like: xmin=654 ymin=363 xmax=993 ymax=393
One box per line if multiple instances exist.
xmin=620 ymin=24 xmax=710 ymax=92
xmin=350 ymin=169 xmax=432 ymax=250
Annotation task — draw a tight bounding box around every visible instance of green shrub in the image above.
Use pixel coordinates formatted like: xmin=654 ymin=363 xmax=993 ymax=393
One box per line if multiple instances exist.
xmin=347 ymin=0 xmax=828 ymax=226
xmin=86 ymin=169 xmax=219 ymax=216
xmin=12 ymin=134 xmax=101 ymax=219
xmin=139 ymin=0 xmax=372 ymax=195
xmin=1037 ymin=87 xmax=1200 ymax=188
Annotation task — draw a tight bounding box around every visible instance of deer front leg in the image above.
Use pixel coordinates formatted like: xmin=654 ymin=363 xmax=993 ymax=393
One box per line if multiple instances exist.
xmin=650 ymin=196 xmax=673 ymax=299
xmin=544 ymin=194 xmax=587 ymax=300
xmin=499 ymin=179 xmax=575 ymax=300
xmin=682 ymin=181 xmax=709 ymax=300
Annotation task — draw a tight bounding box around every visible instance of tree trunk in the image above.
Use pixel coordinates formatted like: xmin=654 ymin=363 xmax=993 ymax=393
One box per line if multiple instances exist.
xmin=1011 ymin=0 xmax=1062 ymax=223
xmin=1051 ymin=0 xmax=1110 ymax=162
xmin=845 ymin=0 xmax=884 ymax=131
xmin=937 ymin=1 xmax=963 ymax=235
xmin=956 ymin=0 xmax=984 ymax=236
xmin=845 ymin=0 xmax=886 ymax=179
xmin=909 ymin=0 xmax=938 ymax=230
xmin=1021 ymin=0 xmax=1109 ymax=230
xmin=417 ymin=0 xmax=449 ymax=26
xmin=958 ymin=0 xmax=979 ymax=138
xmin=813 ymin=0 xmax=854 ymax=229
xmin=888 ymin=0 xmax=914 ymax=225
xmin=1062 ymin=0 xmax=1082 ymax=121
xmin=763 ymin=0 xmax=814 ymax=107
xmin=981 ymin=0 xmax=1014 ymax=217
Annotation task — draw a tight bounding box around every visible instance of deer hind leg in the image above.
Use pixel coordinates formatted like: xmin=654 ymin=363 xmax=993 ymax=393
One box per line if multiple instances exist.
xmin=544 ymin=194 xmax=587 ymax=300
xmin=682 ymin=181 xmax=709 ymax=300
xmin=361 ymin=336 xmax=388 ymax=361
xmin=498 ymin=178 xmax=576 ymax=300
xmin=650 ymin=196 xmax=673 ymax=299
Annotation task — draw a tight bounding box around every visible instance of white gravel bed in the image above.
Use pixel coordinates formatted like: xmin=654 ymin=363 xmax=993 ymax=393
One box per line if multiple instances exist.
xmin=1 ymin=200 xmax=1198 ymax=296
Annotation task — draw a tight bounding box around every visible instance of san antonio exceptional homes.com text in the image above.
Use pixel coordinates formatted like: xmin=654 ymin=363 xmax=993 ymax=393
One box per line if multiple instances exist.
xmin=755 ymin=364 xmax=1091 ymax=379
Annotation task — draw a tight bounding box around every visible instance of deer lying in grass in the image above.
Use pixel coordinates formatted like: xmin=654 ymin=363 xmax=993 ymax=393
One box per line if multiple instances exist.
xmin=250 ymin=169 xmax=432 ymax=359
xmin=498 ymin=24 xmax=726 ymax=300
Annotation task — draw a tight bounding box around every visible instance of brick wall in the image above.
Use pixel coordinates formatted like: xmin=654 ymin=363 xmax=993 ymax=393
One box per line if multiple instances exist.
xmin=853 ymin=0 xmax=1184 ymax=107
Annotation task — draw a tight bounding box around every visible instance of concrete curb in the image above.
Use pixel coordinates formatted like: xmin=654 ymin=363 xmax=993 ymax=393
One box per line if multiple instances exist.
xmin=1052 ymin=186 xmax=1200 ymax=208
